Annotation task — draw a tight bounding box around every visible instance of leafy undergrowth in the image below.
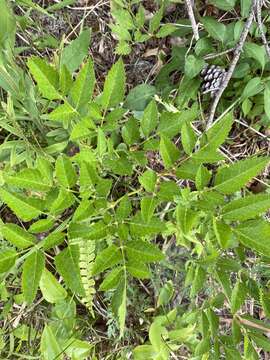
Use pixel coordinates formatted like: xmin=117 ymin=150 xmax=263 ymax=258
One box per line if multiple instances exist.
xmin=0 ymin=0 xmax=270 ymax=359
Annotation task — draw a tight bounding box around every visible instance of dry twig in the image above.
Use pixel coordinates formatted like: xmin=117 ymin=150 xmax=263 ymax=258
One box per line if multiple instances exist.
xmin=256 ymin=0 xmax=270 ymax=59
xmin=206 ymin=0 xmax=257 ymax=130
xmin=184 ymin=0 xmax=199 ymax=41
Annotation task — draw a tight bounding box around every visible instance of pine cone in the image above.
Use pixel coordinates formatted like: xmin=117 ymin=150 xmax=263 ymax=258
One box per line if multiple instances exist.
xmin=200 ymin=64 xmax=226 ymax=97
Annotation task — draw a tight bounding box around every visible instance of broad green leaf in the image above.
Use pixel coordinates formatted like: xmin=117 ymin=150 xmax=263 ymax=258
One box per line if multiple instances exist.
xmin=149 ymin=6 xmax=163 ymax=33
xmin=176 ymin=159 xmax=200 ymax=180
xmin=215 ymin=270 xmax=232 ymax=299
xmin=149 ymin=321 xmax=169 ymax=358
xmin=70 ymin=119 xmax=93 ymax=141
xmin=61 ymin=29 xmax=91 ymax=73
xmin=39 ymin=269 xmax=67 ymax=303
xmin=185 ymin=55 xmax=205 ymax=79
xmin=214 ymin=157 xmax=269 ymax=194
xmin=72 ymin=199 xmax=95 ymax=222
xmin=195 ymin=165 xmax=211 ymax=190
xmin=158 ymin=111 xmax=187 ymax=138
xmin=0 ymin=248 xmax=17 ymax=273
xmin=79 ymin=161 xmax=99 ymax=188
xmin=55 ymin=245 xmax=85 ymax=295
xmin=0 ymin=188 xmax=44 ymax=221
xmin=250 ymin=333 xmax=270 ymax=352
xmin=2 ymin=223 xmax=36 ymax=249
xmin=22 ymin=250 xmax=45 ymax=304
xmin=104 ymin=155 xmax=133 ymax=176
xmin=160 ymin=135 xmax=180 ymax=168
xmin=116 ymin=195 xmax=132 ymax=221
xmin=70 ymin=59 xmax=95 ymax=108
xmin=99 ymin=267 xmax=123 ymax=291
xmin=210 ymin=0 xmax=236 ymax=10
xmin=68 ymin=221 xmax=106 ymax=241
xmin=138 ymin=169 xmax=157 ymax=193
xmin=40 ymin=325 xmax=63 ymax=360
xmin=141 ymin=197 xmax=158 ymax=223
xmin=242 ymin=77 xmax=264 ymax=98
xmin=64 ymin=338 xmax=91 ymax=360
xmin=48 ymin=102 xmax=77 ymax=122
xmin=129 ymin=214 xmax=165 ymax=236
xmin=157 ymin=280 xmax=174 ymax=307
xmin=43 ymin=232 xmax=66 ymax=250
xmin=92 ymin=245 xmax=122 ymax=275
xmin=190 ymin=266 xmax=206 ymax=298
xmin=126 ymin=240 xmax=164 ymax=263
xmin=36 ymin=157 xmax=53 ymax=185
xmin=234 ymin=221 xmax=270 ymax=257
xmin=55 ymin=154 xmax=77 ymax=188
xmin=264 ymin=84 xmax=270 ymax=119
xmin=194 ymin=337 xmax=211 ymax=356
xmin=156 ymin=23 xmax=177 ymax=38
xmin=205 ymin=112 xmax=233 ymax=148
xmin=260 ymin=289 xmax=270 ymax=318
xmin=206 ymin=308 xmax=219 ymax=337
xmin=27 ymin=57 xmax=60 ymax=100
xmin=158 ymin=180 xmax=180 ymax=201
xmin=28 ymin=218 xmax=54 ymax=234
xmin=97 ymin=128 xmax=107 ymax=157
xmin=244 ymin=42 xmax=266 ymax=70
xmin=231 ymin=280 xmax=246 ymax=314
xmin=181 ymin=121 xmax=197 ymax=155
xmin=4 ymin=168 xmax=51 ymax=192
xmin=191 ymin=112 xmax=233 ymax=164
xmin=241 ymin=0 xmax=252 ymax=17
xmin=213 ymin=218 xmax=232 ymax=249
xmin=141 ymin=100 xmax=158 ymax=137
xmin=122 ymin=117 xmax=140 ymax=145
xmin=201 ymin=17 xmax=226 ymax=42
xmin=111 ymin=279 xmax=126 ymax=338
xmin=124 ymin=84 xmax=156 ymax=111
xmin=0 ymin=0 xmax=16 ymax=47
xmin=222 ymin=193 xmax=270 ymax=221
xmin=133 ymin=345 xmax=155 ymax=360
xmin=50 ymin=188 xmax=75 ymax=215
xmin=101 ymin=58 xmax=125 ymax=109
xmin=59 ymin=64 xmax=73 ymax=94
xmin=126 ymin=259 xmax=151 ymax=279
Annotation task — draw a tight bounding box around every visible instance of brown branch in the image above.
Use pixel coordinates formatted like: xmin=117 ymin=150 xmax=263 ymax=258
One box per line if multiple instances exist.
xmin=256 ymin=0 xmax=270 ymax=60
xmin=206 ymin=0 xmax=257 ymax=130
xmin=185 ymin=0 xmax=199 ymax=41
